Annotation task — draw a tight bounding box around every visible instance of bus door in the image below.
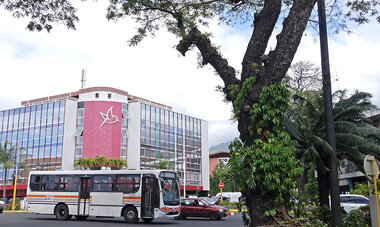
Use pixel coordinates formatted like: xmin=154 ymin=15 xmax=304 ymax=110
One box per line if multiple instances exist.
xmin=141 ymin=175 xmax=159 ymax=218
xmin=78 ymin=176 xmax=91 ymax=215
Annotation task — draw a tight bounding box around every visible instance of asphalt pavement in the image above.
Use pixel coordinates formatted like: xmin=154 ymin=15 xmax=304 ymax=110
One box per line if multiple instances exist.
xmin=0 ymin=212 xmax=244 ymax=227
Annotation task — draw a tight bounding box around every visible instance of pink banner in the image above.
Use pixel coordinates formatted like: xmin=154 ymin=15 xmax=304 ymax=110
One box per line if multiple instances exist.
xmin=82 ymin=101 xmax=122 ymax=158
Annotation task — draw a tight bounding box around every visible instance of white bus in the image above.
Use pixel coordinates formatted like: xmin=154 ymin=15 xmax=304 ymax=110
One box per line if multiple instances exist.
xmin=26 ymin=169 xmax=180 ymax=223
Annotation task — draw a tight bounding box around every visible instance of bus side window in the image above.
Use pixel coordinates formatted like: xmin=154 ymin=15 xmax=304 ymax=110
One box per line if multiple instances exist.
xmin=30 ymin=175 xmax=42 ymax=191
xmin=42 ymin=175 xmax=58 ymax=191
xmin=92 ymin=175 xmax=114 ymax=192
xmin=66 ymin=176 xmax=79 ymax=191
xmin=115 ymin=175 xmax=140 ymax=193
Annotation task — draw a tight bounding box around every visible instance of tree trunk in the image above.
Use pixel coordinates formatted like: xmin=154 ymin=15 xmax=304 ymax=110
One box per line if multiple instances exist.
xmin=317 ymin=168 xmax=330 ymax=207
xmin=2 ymin=168 xmax=7 ymax=201
xmin=246 ymin=191 xmax=270 ymax=227
xmin=298 ymin=164 xmax=310 ymax=200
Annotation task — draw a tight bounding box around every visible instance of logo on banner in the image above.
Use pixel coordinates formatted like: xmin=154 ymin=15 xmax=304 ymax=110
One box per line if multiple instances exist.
xmin=99 ymin=106 xmax=119 ymax=128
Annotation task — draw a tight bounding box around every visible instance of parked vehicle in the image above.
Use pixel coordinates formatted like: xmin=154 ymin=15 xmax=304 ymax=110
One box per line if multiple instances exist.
xmin=216 ymin=192 xmax=242 ymax=202
xmin=0 ymin=200 xmax=4 ymax=213
xmin=209 ymin=195 xmax=230 ymax=205
xmin=178 ymin=198 xmax=227 ymax=220
xmin=339 ymin=194 xmax=369 ymax=213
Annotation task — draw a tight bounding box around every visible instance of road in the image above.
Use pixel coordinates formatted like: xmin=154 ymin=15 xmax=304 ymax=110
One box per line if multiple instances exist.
xmin=0 ymin=213 xmax=244 ymax=227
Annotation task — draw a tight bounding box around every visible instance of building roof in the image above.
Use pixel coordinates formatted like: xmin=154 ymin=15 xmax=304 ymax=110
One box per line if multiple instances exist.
xmin=20 ymin=86 xmax=172 ymax=110
xmin=209 ymin=151 xmax=230 ymax=158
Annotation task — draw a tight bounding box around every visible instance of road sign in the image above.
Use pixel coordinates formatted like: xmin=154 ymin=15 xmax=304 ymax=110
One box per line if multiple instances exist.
xmin=219 ymin=182 xmax=224 ymax=189
xmin=364 ymin=155 xmax=379 ymax=178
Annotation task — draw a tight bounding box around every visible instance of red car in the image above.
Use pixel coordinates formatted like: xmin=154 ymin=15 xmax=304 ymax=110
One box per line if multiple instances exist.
xmin=178 ymin=198 xmax=227 ymax=220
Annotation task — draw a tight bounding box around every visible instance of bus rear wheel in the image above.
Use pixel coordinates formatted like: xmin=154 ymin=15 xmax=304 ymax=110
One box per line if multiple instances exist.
xmin=55 ymin=204 xmax=71 ymax=220
xmin=123 ymin=206 xmax=138 ymax=223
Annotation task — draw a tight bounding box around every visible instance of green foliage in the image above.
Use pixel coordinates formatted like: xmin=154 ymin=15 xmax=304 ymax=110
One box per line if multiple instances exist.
xmin=5 ymin=198 xmax=20 ymax=210
xmin=1 ymin=0 xmax=79 ymax=32
xmin=209 ymin=161 xmax=239 ymax=195
xmin=153 ymin=159 xmax=172 ymax=169
xmin=250 ymin=82 xmax=291 ymax=137
xmin=302 ymin=164 xmax=319 ymax=205
xmin=229 ymin=82 xmax=303 ymax=208
xmin=352 ymin=182 xmax=370 ymax=197
xmin=74 ymin=156 xmax=127 ymax=169
xmin=264 ymin=209 xmax=276 ymax=217
xmin=229 ymin=135 xmax=303 ymax=204
xmin=342 ymin=207 xmax=370 ymax=227
xmin=232 ymin=76 xmax=256 ymax=119
xmin=313 ymin=205 xmax=333 ymax=227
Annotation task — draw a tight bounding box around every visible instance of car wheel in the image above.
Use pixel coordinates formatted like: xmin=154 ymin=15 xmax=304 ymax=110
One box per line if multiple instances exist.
xmin=209 ymin=212 xmax=218 ymax=221
xmin=123 ymin=206 xmax=139 ymax=223
xmin=75 ymin=215 xmax=88 ymax=220
xmin=55 ymin=204 xmax=71 ymax=220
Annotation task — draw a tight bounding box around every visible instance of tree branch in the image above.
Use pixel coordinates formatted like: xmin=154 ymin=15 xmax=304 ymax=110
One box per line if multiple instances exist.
xmin=264 ymin=0 xmax=318 ymax=85
xmin=241 ymin=0 xmax=282 ymax=82
xmin=177 ymin=27 xmax=240 ymax=101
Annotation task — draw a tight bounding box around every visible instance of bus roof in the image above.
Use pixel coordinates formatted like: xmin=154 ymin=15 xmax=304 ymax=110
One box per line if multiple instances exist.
xmin=28 ymin=169 xmax=174 ymax=176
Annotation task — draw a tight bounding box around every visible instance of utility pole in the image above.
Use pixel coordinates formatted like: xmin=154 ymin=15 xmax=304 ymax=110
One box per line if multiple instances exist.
xmin=318 ymin=0 xmax=342 ymax=226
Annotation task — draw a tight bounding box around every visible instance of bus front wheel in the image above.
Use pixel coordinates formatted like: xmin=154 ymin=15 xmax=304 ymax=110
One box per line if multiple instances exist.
xmin=123 ymin=206 xmax=138 ymax=223
xmin=55 ymin=204 xmax=71 ymax=220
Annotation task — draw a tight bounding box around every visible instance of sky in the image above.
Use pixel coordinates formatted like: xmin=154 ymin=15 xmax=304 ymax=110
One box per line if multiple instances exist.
xmin=0 ymin=2 xmax=379 ymax=148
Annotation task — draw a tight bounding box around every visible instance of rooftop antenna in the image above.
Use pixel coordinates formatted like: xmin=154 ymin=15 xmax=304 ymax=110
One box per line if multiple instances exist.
xmin=81 ymin=69 xmax=86 ymax=89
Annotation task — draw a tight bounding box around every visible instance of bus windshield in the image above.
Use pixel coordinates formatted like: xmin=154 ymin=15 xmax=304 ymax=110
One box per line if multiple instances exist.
xmin=160 ymin=177 xmax=180 ymax=205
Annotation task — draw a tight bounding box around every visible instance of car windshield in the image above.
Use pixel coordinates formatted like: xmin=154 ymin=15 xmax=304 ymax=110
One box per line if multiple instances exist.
xmin=160 ymin=177 xmax=180 ymax=205
xmin=201 ymin=199 xmax=212 ymax=206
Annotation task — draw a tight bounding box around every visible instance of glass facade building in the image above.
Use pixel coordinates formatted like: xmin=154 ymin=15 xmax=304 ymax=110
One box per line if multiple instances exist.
xmin=0 ymin=87 xmax=209 ymax=197
xmin=140 ymin=103 xmax=202 ymax=186
xmin=0 ymin=101 xmax=66 ymax=184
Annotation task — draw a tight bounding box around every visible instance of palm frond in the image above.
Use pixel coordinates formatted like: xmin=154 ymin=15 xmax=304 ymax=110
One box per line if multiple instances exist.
xmin=284 ymin=117 xmax=306 ymax=142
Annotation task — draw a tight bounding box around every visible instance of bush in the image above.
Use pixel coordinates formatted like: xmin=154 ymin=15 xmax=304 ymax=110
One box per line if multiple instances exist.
xmin=5 ymin=198 xmax=21 ymax=210
xmin=343 ymin=206 xmax=370 ymax=227
xmin=313 ymin=205 xmax=332 ymax=226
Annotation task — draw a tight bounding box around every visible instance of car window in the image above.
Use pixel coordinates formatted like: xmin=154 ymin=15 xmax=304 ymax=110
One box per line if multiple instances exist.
xmin=340 ymin=196 xmax=352 ymax=203
xmin=354 ymin=197 xmax=369 ymax=204
xmin=199 ymin=201 xmax=205 ymax=206
xmin=181 ymin=200 xmax=191 ymax=206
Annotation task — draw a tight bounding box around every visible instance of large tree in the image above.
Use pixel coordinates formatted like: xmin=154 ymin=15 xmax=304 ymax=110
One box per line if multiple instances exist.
xmin=3 ymin=0 xmax=380 ymax=226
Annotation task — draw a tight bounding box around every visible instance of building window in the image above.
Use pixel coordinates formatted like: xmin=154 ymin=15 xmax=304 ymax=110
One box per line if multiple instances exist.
xmin=95 ymin=93 xmax=99 ymax=98
xmin=108 ymin=93 xmax=112 ymax=99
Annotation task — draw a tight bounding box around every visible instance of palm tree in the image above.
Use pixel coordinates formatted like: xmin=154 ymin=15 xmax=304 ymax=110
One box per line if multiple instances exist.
xmin=94 ymin=155 xmax=107 ymax=167
xmin=286 ymin=90 xmax=380 ymax=206
xmin=0 ymin=142 xmax=14 ymax=201
xmin=0 ymin=143 xmax=27 ymax=201
xmin=73 ymin=159 xmax=84 ymax=169
xmin=154 ymin=159 xmax=171 ymax=169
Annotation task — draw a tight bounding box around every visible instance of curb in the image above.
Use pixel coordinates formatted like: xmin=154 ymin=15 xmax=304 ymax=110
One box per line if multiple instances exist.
xmin=3 ymin=210 xmax=32 ymax=213
xmin=226 ymin=209 xmax=247 ymax=216
xmin=227 ymin=209 xmax=247 ymax=212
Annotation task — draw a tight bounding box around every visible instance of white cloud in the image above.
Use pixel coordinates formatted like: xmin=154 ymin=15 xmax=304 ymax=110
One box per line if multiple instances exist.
xmin=0 ymin=2 xmax=379 ymax=148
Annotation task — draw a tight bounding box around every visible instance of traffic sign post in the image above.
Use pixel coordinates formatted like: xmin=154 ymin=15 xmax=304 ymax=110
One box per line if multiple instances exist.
xmin=219 ymin=180 xmax=224 ymax=203
xmin=364 ymin=155 xmax=380 ymax=227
